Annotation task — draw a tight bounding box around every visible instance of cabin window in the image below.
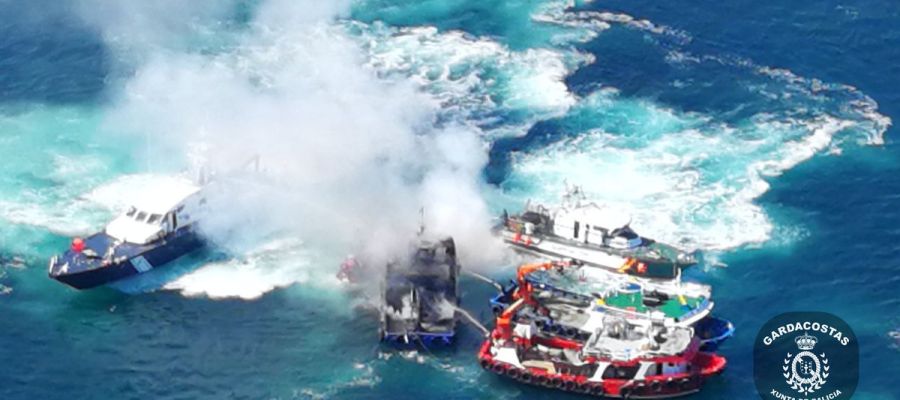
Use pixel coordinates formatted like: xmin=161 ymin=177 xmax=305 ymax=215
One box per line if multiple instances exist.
xmin=602 ymin=364 xmax=640 ymax=380
xmin=126 ymin=207 xmax=136 ymax=217
xmin=135 ymin=211 xmax=148 ymax=222
xmin=148 ymin=214 xmax=163 ymax=224
xmin=662 ymin=362 xmax=685 ymax=375
xmin=573 ymin=221 xmax=580 ymax=239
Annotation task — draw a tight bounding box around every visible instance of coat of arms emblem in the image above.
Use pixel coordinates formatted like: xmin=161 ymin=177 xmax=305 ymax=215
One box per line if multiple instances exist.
xmin=783 ymin=332 xmax=829 ymax=394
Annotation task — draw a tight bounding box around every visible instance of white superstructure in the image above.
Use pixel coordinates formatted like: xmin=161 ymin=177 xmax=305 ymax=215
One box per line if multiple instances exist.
xmin=105 ymin=177 xmax=204 ymax=245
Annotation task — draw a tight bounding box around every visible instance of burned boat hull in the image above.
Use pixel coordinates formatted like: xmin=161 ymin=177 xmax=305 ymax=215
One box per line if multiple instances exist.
xmin=380 ymin=237 xmax=461 ymax=347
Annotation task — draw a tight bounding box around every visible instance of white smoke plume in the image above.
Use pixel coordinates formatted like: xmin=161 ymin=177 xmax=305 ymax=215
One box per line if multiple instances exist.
xmin=76 ymin=0 xmax=505 ymax=295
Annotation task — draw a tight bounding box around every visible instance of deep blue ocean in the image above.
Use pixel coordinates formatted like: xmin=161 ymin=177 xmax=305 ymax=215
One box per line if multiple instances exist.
xmin=1 ymin=1 xmax=898 ymax=399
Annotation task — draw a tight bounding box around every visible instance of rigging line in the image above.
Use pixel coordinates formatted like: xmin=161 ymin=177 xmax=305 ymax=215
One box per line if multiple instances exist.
xmin=450 ymin=304 xmax=490 ymax=337
xmin=463 ymin=270 xmax=503 ymax=292
xmin=413 ymin=333 xmax=437 ymax=359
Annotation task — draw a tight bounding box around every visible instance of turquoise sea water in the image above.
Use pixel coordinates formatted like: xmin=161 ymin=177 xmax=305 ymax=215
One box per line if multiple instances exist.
xmin=1 ymin=1 xmax=899 ymax=399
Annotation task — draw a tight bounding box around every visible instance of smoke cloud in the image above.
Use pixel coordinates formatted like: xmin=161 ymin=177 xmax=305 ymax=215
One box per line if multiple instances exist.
xmin=78 ymin=0 xmax=505 ymax=294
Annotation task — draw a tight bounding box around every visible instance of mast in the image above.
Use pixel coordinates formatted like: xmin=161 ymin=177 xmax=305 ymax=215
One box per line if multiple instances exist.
xmin=417 ymin=207 xmax=426 ymax=236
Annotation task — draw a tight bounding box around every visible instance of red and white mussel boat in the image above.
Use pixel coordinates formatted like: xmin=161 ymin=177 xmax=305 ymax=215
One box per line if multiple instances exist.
xmin=478 ymin=262 xmax=727 ymax=398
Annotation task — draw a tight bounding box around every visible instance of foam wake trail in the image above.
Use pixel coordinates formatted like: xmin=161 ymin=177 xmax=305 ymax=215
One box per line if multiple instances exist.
xmin=499 ymin=0 xmax=890 ymax=249
xmin=502 ymin=91 xmax=873 ymax=251
xmin=0 ymin=106 xmax=138 ymax=237
xmin=498 ymin=4 xmax=890 ymax=251
xmin=347 ymin=21 xmax=592 ymax=138
xmin=162 ymin=237 xmax=327 ymax=300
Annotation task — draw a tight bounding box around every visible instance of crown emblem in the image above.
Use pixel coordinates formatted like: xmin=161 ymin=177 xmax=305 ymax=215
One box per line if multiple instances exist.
xmin=795 ymin=332 xmax=818 ymax=350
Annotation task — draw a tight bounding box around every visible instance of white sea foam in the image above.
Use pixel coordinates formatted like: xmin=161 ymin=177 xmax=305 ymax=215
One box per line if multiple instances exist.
xmin=0 ymin=173 xmax=204 ymax=238
xmin=0 ymin=199 xmax=95 ymax=237
xmin=163 ymin=237 xmax=317 ymax=300
xmin=350 ymin=22 xmax=590 ymax=138
xmin=534 ymin=1 xmax=691 ymax=44
xmin=0 ymin=193 xmax=110 ymax=238
xmin=502 ymin=89 xmax=884 ymax=251
xmin=0 ymin=109 xmax=119 ymax=236
xmin=495 ymin=1 xmax=891 ymax=253
xmin=750 ymin=117 xmax=854 ymax=179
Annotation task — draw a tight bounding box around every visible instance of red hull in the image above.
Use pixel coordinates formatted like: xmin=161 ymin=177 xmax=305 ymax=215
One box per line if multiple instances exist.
xmin=478 ymin=340 xmax=726 ymax=399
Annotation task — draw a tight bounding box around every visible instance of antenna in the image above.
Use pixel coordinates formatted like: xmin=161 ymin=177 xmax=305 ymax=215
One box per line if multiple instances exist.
xmin=418 ymin=207 xmax=426 ymax=236
xmin=145 ymin=131 xmax=152 ymax=173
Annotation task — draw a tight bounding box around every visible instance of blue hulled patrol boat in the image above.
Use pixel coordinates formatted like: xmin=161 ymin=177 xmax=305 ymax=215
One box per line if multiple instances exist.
xmin=48 ymin=178 xmax=206 ymax=289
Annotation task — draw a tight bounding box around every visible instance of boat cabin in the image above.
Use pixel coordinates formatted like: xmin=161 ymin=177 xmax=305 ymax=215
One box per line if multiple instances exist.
xmin=551 ymin=203 xmax=642 ymax=249
xmin=582 ymin=317 xmax=693 ymax=361
xmin=104 ymin=179 xmax=204 ymax=245
xmin=381 ymin=238 xmax=460 ymax=344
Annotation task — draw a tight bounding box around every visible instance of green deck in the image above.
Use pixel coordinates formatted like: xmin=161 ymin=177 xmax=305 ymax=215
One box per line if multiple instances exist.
xmin=603 ymin=292 xmax=704 ymax=319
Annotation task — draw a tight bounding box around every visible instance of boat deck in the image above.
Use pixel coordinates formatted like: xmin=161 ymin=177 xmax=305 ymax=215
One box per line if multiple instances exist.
xmin=50 ymin=232 xmax=155 ymax=275
xmin=603 ymin=292 xmax=704 ymax=319
xmin=525 ymin=268 xmax=707 ymax=321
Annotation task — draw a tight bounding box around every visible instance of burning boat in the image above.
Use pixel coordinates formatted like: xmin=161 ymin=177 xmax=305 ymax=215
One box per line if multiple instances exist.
xmin=379 ymin=237 xmax=461 ymax=346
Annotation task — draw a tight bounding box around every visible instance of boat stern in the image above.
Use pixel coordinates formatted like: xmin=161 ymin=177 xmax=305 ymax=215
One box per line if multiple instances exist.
xmin=696 ymin=351 xmax=728 ymax=377
xmin=696 ymin=316 xmax=735 ymax=352
xmin=381 ymin=331 xmax=456 ymax=347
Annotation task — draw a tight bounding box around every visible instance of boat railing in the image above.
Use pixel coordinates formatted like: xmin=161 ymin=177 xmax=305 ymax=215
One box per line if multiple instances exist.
xmin=590 ymin=347 xmax=640 ymax=362
xmin=675 ymin=299 xmax=712 ymax=324
xmin=592 ymin=302 xmax=670 ymax=324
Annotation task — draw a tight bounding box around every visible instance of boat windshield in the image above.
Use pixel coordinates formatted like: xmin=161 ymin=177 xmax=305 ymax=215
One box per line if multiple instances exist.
xmin=127 ymin=209 xmax=164 ymax=226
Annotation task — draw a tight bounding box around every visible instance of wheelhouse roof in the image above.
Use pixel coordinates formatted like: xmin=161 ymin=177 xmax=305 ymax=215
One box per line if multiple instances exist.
xmin=129 ymin=177 xmax=202 ymax=215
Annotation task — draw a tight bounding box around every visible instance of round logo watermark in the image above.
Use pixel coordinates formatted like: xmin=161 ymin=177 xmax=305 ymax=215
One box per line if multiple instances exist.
xmin=754 ymin=312 xmax=858 ymax=399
